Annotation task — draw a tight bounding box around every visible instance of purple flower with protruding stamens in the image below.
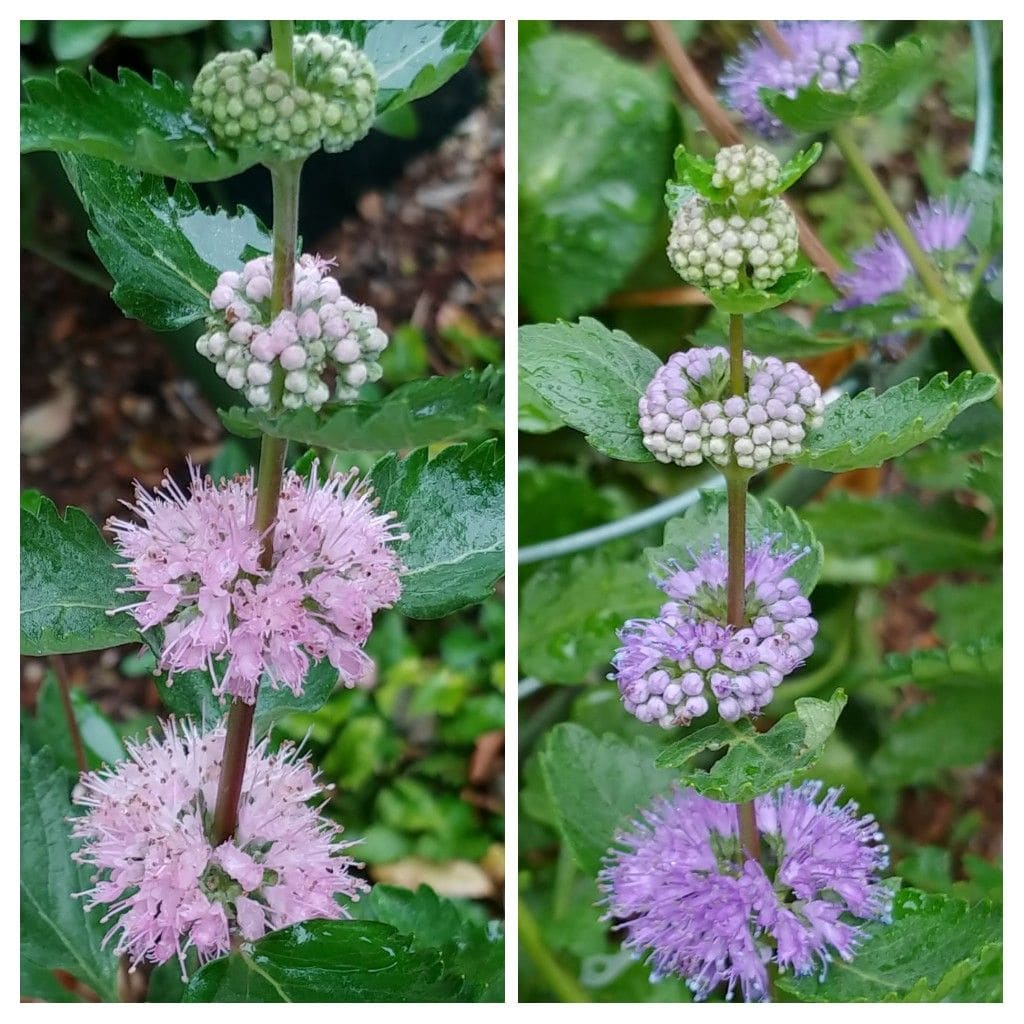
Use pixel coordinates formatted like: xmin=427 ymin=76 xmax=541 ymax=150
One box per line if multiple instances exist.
xmin=610 ymin=537 xmax=817 ymax=727
xmin=599 ymin=782 xmax=891 ymax=1001
xmin=721 ymin=22 xmax=863 ymax=138
xmin=837 ymin=198 xmax=974 ymax=310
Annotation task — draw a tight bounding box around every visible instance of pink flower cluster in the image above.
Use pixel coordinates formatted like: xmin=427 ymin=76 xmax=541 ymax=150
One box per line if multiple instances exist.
xmin=108 ymin=461 xmax=406 ymax=703
xmin=196 ymin=253 xmax=388 ymax=410
xmin=72 ymin=719 xmax=368 ymax=976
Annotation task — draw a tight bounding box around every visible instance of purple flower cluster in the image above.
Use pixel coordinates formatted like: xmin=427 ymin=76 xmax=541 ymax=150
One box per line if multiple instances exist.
xmin=196 ymin=253 xmax=388 ymax=410
xmin=837 ymin=198 xmax=974 ymax=310
xmin=721 ymin=21 xmax=863 ymax=137
xmin=599 ymin=782 xmax=892 ymax=1001
xmin=640 ymin=347 xmax=825 ymax=473
xmin=108 ymin=461 xmax=405 ymax=703
xmin=72 ymin=719 xmax=368 ymax=977
xmin=611 ymin=538 xmax=817 ymax=727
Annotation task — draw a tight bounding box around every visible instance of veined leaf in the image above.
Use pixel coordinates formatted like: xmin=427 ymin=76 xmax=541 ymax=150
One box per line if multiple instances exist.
xmin=183 ymin=920 xmax=461 ymax=1002
xmin=795 ymin=372 xmax=998 ymax=473
xmin=20 ymin=495 xmax=138 ymax=656
xmin=60 ymin=152 xmax=269 ymax=331
xmin=655 ymin=689 xmax=847 ymax=802
xmin=776 ymin=888 xmax=1001 ymax=1002
xmin=519 ymin=318 xmax=662 ymax=461
xmin=21 ymin=746 xmax=119 ymax=1002
xmin=370 ymin=441 xmax=504 ymax=618
xmin=538 ymin=723 xmax=676 ymax=876
xmin=220 ymin=367 xmax=503 ymax=451
xmin=22 ymin=68 xmax=258 ymax=181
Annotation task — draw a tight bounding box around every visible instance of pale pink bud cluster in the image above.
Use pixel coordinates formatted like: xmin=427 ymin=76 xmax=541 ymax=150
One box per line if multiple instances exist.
xmin=197 ymin=253 xmax=388 ymax=410
xmin=108 ymin=461 xmax=406 ymax=703
xmin=71 ymin=719 xmax=368 ymax=977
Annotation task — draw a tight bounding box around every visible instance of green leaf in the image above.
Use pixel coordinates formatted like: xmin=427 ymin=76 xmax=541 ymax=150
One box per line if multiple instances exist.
xmin=519 ymin=318 xmax=662 ymax=461
xmin=693 ymin=308 xmax=851 ymax=359
xmin=875 ymin=641 xmax=1002 ymax=687
xmin=220 ymin=367 xmax=503 ymax=451
xmin=369 ymin=441 xmax=504 ymax=618
xmin=924 ymin=578 xmax=1001 ymax=645
xmin=22 ymin=674 xmax=126 ymax=773
xmin=776 ymin=889 xmax=1001 ymax=1002
xmin=22 ymin=68 xmax=258 ymax=181
xmin=295 ymin=21 xmax=492 ymax=115
xmin=655 ymin=689 xmax=847 ymax=801
xmin=518 ymin=462 xmax=618 ymax=547
xmin=518 ymin=380 xmax=564 ymax=434
xmin=800 ymin=493 xmax=998 ymax=574
xmin=355 ymin=885 xmax=503 ymax=1001
xmin=772 ymin=142 xmax=823 ymax=194
xmin=795 ymin=372 xmax=998 ymax=472
xmin=870 ymin=684 xmax=1001 ymax=787
xmin=49 ymin=20 xmax=120 ymax=59
xmin=21 ymin=745 xmax=118 ymax=1002
xmin=150 ymin=653 xmax=340 ymax=736
xmin=538 ymin=723 xmax=676 ymax=875
xmin=519 ymin=33 xmax=677 ymax=320
xmin=21 ymin=495 xmax=138 ymax=656
xmin=519 ymin=550 xmax=662 ymax=684
xmin=183 ymin=920 xmax=461 ymax=1002
xmin=646 ymin=489 xmax=824 ymax=597
xmin=59 ymin=152 xmax=270 ymax=331
xmin=706 ymin=266 xmax=817 ymax=315
xmin=763 ymin=37 xmax=931 ymax=133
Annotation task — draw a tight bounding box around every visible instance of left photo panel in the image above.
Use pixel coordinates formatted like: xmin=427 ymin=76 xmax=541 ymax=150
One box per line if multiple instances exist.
xmin=20 ymin=20 xmax=505 ymax=1003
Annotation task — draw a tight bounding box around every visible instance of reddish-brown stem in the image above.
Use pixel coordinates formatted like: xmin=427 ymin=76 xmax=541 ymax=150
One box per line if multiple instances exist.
xmin=52 ymin=654 xmax=87 ymax=774
xmin=647 ymin=20 xmax=843 ymax=284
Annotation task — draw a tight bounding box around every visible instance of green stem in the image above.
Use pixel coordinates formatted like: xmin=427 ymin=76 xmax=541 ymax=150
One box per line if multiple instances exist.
xmin=270 ymin=20 xmax=294 ymax=76
xmin=51 ymin=654 xmax=87 ymax=774
xmin=518 ymin=897 xmax=591 ymax=1002
xmin=832 ymin=122 xmax=1002 ymax=407
xmin=211 ymin=25 xmax=303 ymax=848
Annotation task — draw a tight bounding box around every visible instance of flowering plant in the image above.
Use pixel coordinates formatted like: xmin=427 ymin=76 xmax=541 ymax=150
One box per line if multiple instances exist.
xmin=21 ymin=20 xmax=503 ymax=1003
xmin=519 ymin=20 xmax=1001 ymax=1004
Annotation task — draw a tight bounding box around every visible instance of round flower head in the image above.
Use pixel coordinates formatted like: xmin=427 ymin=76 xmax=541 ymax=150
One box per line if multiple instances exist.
xmin=711 ymin=144 xmax=782 ymax=203
xmin=108 ymin=461 xmax=406 ymax=703
xmin=837 ymin=198 xmax=975 ymax=310
xmin=196 ymin=253 xmax=389 ymax=409
xmin=721 ymin=21 xmax=863 ymax=138
xmin=612 ymin=537 xmax=817 ymax=727
xmin=639 ymin=347 xmax=824 ymax=472
xmin=71 ymin=718 xmax=369 ymax=977
xmin=599 ymin=782 xmax=891 ymax=1001
xmin=192 ymin=37 xmax=377 ymax=159
xmin=667 ymin=194 xmax=799 ymax=292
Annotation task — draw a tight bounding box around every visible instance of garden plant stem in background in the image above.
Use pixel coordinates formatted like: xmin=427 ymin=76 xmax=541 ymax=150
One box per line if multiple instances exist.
xmin=756 ymin=19 xmax=1002 ymax=406
xmin=211 ymin=21 xmax=302 ymax=847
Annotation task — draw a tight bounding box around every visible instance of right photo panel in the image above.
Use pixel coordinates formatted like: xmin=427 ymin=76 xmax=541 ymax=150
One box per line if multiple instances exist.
xmin=518 ymin=20 xmax=1002 ymax=1004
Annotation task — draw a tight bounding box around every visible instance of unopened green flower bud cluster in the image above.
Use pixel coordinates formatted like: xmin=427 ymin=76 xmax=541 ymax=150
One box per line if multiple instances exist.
xmin=192 ymin=33 xmax=377 ymax=161
xmin=667 ymin=145 xmax=799 ymax=292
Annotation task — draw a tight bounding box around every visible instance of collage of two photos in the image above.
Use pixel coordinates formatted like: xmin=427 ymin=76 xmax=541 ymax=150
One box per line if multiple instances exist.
xmin=19 ymin=17 xmax=1003 ymax=1006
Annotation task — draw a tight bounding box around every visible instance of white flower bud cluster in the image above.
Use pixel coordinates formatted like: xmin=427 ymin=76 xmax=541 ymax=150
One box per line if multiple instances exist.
xmin=711 ymin=144 xmax=781 ymax=200
xmin=293 ymin=33 xmax=378 ymax=153
xmin=667 ymin=195 xmax=798 ymax=291
xmin=195 ymin=254 xmax=388 ymax=411
xmin=192 ymin=35 xmax=377 ymax=160
xmin=639 ymin=346 xmax=824 ymax=472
